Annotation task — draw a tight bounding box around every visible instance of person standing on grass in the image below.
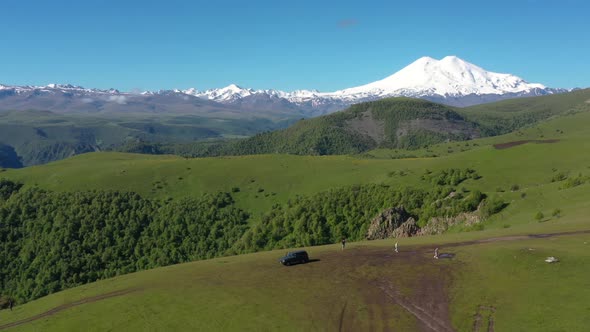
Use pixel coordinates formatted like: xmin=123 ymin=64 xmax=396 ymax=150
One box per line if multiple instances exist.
xmin=9 ymin=299 xmax=13 ymax=311
xmin=341 ymin=238 xmax=346 ymax=250
xmin=395 ymin=242 xmax=398 ymax=253
xmin=434 ymin=247 xmax=439 ymax=259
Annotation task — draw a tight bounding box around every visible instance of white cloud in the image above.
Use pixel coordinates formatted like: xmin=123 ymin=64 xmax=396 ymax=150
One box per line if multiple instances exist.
xmin=108 ymin=95 xmax=127 ymax=104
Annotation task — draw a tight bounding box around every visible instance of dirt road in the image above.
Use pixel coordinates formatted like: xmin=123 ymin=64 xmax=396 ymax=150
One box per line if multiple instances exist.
xmin=0 ymin=289 xmax=139 ymax=331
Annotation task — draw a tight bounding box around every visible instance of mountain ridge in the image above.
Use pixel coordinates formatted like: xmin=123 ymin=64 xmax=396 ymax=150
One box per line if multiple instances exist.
xmin=183 ymin=55 xmax=568 ymax=109
xmin=0 ymin=56 xmax=571 ymax=116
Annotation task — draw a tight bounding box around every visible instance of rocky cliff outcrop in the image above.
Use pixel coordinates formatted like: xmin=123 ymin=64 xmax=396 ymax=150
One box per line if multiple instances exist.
xmin=366 ymin=206 xmax=413 ymax=240
xmin=418 ymin=202 xmax=484 ymax=236
xmin=392 ymin=218 xmax=420 ymax=238
xmin=366 ymin=201 xmax=485 ymax=240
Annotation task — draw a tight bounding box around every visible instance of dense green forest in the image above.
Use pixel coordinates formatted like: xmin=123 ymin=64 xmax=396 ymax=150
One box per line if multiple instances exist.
xmin=0 ymin=180 xmax=249 ymax=302
xmin=0 ymin=173 xmax=504 ymax=304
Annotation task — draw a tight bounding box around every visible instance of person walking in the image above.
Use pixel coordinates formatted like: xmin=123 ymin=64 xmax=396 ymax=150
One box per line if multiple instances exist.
xmin=434 ymin=247 xmax=439 ymax=259
xmin=394 ymin=242 xmax=398 ymax=253
xmin=341 ymin=238 xmax=346 ymax=250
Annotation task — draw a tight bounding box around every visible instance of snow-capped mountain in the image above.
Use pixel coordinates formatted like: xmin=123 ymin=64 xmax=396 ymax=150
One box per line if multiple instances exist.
xmin=333 ymin=56 xmax=546 ymax=97
xmin=180 ymin=56 xmax=565 ymax=110
xmin=0 ymin=83 xmax=119 ymax=95
xmin=0 ymin=56 xmax=569 ymax=116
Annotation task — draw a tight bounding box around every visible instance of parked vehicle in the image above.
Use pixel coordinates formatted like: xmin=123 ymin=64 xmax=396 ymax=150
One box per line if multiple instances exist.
xmin=279 ymin=250 xmax=309 ymax=266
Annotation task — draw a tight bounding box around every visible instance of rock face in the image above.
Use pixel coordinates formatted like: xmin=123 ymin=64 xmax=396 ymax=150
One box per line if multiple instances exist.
xmin=418 ymin=203 xmax=483 ymax=236
xmin=366 ymin=201 xmax=486 ymax=240
xmin=366 ymin=207 xmax=413 ymax=240
xmin=392 ymin=218 xmax=420 ymax=238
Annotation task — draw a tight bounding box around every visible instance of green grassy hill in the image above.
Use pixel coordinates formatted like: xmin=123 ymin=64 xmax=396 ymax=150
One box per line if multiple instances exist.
xmin=1 ymin=94 xmax=590 ymax=330
xmin=7 ymin=109 xmax=590 ymax=218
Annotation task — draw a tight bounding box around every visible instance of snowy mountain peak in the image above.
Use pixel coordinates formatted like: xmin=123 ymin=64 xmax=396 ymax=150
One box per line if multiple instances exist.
xmin=334 ymin=55 xmax=547 ymax=98
xmin=173 ymin=56 xmax=561 ymax=109
xmin=182 ymin=83 xmax=256 ymax=102
xmin=224 ymin=84 xmax=244 ymax=91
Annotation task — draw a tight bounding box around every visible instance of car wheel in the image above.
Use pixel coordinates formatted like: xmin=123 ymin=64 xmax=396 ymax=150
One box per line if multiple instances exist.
xmin=285 ymin=261 xmax=290 ymax=266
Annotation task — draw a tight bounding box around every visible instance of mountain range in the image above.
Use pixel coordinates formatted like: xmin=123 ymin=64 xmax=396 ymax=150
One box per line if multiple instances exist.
xmin=0 ymin=56 xmax=570 ymax=118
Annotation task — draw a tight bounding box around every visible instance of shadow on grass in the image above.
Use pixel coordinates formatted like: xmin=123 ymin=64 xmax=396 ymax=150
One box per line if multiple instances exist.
xmin=438 ymin=253 xmax=455 ymax=259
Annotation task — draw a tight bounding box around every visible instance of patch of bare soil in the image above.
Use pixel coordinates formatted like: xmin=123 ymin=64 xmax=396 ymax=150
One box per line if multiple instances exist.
xmin=0 ymin=288 xmax=139 ymax=331
xmin=345 ymin=110 xmax=385 ymax=144
xmin=493 ymin=139 xmax=559 ymax=149
xmin=322 ymin=247 xmax=456 ymax=332
xmin=396 ymin=119 xmax=480 ymax=140
xmin=328 ymin=229 xmax=590 ymax=331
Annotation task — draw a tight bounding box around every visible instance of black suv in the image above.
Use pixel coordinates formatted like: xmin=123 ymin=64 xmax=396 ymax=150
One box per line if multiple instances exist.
xmin=279 ymin=250 xmax=309 ymax=266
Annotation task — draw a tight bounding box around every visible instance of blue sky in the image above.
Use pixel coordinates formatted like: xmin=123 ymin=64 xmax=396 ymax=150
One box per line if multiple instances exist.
xmin=1 ymin=0 xmax=588 ymax=91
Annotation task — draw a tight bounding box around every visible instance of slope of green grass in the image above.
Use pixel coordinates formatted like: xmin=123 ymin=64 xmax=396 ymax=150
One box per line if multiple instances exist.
xmin=451 ymin=233 xmax=590 ymax=332
xmin=458 ymin=88 xmax=590 ymax=135
xmin=1 ymin=223 xmax=588 ymax=331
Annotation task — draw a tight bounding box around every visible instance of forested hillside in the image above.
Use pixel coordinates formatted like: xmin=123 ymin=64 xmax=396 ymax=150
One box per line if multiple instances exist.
xmin=119 ymin=98 xmax=482 ymax=157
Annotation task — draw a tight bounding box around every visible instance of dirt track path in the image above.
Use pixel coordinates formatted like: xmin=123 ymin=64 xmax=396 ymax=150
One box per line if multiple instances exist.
xmin=0 ymin=289 xmax=139 ymax=331
xmin=1 ymin=229 xmax=588 ymax=331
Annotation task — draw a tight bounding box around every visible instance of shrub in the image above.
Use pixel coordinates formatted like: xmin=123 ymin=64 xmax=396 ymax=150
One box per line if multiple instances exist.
xmin=424 ymin=168 xmax=480 ymax=186
xmin=559 ymin=174 xmax=587 ymax=189
xmin=552 ymin=208 xmax=562 ymax=218
xmin=510 ymin=184 xmax=520 ymax=191
xmin=480 ymin=196 xmax=507 ymax=218
xmin=551 ymin=172 xmax=568 ymax=182
xmin=535 ymin=211 xmax=545 ymax=222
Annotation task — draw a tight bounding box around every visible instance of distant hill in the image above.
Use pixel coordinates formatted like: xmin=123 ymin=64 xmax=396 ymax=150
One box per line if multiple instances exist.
xmin=0 ymin=110 xmax=296 ymax=167
xmin=458 ymin=88 xmax=590 ymax=135
xmin=224 ymin=98 xmax=481 ymax=155
xmin=121 ymin=89 xmax=590 ymax=158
